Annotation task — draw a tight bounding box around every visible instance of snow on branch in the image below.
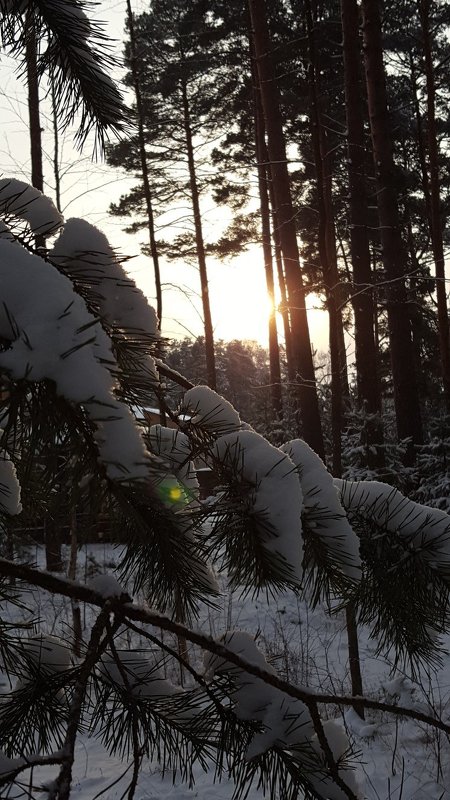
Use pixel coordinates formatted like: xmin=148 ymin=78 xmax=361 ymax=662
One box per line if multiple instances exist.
xmin=0 ymin=558 xmax=450 ymax=800
xmin=0 ymin=234 xmax=150 ymax=481
xmin=180 ymin=385 xmax=241 ymax=435
xmin=282 ymin=440 xmax=361 ymax=583
xmin=213 ymin=430 xmax=303 ymax=582
xmin=335 ymin=478 xmax=450 ymax=579
xmin=51 ymin=219 xmax=158 ymax=338
xmin=205 ymin=631 xmax=361 ymax=800
xmin=0 ymin=178 xmax=63 ymax=236
xmin=50 ymin=218 xmax=159 ymax=388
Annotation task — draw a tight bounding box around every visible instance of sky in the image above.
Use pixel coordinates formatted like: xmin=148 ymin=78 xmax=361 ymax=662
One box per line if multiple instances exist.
xmin=0 ymin=0 xmax=329 ymax=353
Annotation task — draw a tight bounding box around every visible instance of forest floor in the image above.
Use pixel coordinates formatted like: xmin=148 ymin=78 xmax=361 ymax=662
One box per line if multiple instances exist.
xmin=3 ymin=542 xmax=450 ymax=800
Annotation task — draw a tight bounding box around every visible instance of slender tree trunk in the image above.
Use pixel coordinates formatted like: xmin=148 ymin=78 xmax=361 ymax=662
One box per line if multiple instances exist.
xmin=248 ymin=0 xmax=324 ymax=459
xmin=361 ymin=0 xmax=423 ymax=459
xmin=51 ymin=83 xmax=61 ymax=213
xmin=180 ymin=80 xmax=216 ymax=391
xmin=26 ymin=21 xmax=43 ymax=195
xmin=409 ymin=54 xmax=432 ymax=229
xmin=267 ymin=167 xmax=295 ymax=384
xmin=418 ymin=0 xmax=450 ymax=410
xmin=252 ymin=54 xmax=283 ymax=420
xmin=126 ymin=0 xmax=163 ymax=330
xmin=68 ymin=497 xmax=83 ymax=657
xmin=341 ymin=0 xmax=384 ymax=469
xmin=305 ymin=0 xmax=345 ymax=476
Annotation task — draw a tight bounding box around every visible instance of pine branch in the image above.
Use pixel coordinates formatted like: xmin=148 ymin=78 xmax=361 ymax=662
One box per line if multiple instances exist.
xmin=0 ymin=0 xmax=131 ymax=149
xmin=1 ymin=557 xmax=449 ymax=739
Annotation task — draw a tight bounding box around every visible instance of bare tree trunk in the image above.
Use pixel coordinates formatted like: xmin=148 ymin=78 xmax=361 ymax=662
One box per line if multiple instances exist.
xmin=305 ymin=0 xmax=346 ymax=476
xmin=26 ymin=20 xmax=43 ymax=195
xmin=361 ymin=0 xmax=423 ymax=459
xmin=51 ymin=83 xmax=61 ymax=212
xmin=252 ymin=54 xmax=283 ymax=421
xmin=409 ymin=54 xmax=432 ymax=229
xmin=248 ymin=0 xmax=324 ymax=459
xmin=418 ymin=0 xmax=450 ymax=410
xmin=126 ymin=0 xmax=163 ymax=330
xmin=180 ymin=80 xmax=216 ymax=391
xmin=267 ymin=168 xmax=295 ymax=384
xmin=68 ymin=499 xmax=83 ymax=657
xmin=341 ymin=0 xmax=384 ymax=470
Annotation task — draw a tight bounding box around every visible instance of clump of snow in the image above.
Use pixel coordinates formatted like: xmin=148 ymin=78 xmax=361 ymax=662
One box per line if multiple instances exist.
xmin=99 ymin=650 xmax=182 ymax=700
xmin=20 ymin=634 xmax=71 ymax=675
xmin=88 ymin=574 xmax=128 ymax=599
xmin=204 ymin=630 xmax=314 ymax=758
xmin=181 ymin=386 xmax=241 ymax=435
xmin=0 ymin=234 xmax=150 ymax=481
xmin=0 ymin=178 xmax=63 ymax=235
xmin=309 ymin=719 xmax=363 ymax=800
xmin=205 ymin=631 xmax=362 ymax=796
xmin=335 ymin=478 xmax=450 ymax=578
xmin=51 ymin=219 xmax=159 ymax=338
xmin=213 ymin=431 xmax=303 ymax=581
xmin=281 ymin=440 xmax=361 ymax=581
xmin=0 ymin=435 xmax=22 ymax=516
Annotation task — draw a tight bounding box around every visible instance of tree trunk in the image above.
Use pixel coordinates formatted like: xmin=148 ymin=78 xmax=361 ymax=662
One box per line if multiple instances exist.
xmin=248 ymin=0 xmax=324 ymax=459
xmin=305 ymin=0 xmax=346 ymax=476
xmin=180 ymin=79 xmax=216 ymax=391
xmin=418 ymin=0 xmax=450 ymax=410
xmin=26 ymin=21 xmax=43 ymax=194
xmin=45 ymin=515 xmax=64 ymax=573
xmin=252 ymin=53 xmax=283 ymax=421
xmin=409 ymin=54 xmax=432 ymax=230
xmin=126 ymin=0 xmax=163 ymax=330
xmin=51 ymin=83 xmax=61 ymax=212
xmin=341 ymin=0 xmax=384 ymax=470
xmin=266 ymin=165 xmax=295 ymax=384
xmin=361 ymin=0 xmax=423 ymax=458
xmin=68 ymin=498 xmax=83 ymax=657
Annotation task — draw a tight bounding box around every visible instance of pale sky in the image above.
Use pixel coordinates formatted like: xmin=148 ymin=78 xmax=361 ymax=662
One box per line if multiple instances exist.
xmin=0 ymin=0 xmax=329 ymax=353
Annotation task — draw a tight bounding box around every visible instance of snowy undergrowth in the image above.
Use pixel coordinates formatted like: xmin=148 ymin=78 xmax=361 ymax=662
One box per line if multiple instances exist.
xmin=3 ymin=544 xmax=450 ymax=800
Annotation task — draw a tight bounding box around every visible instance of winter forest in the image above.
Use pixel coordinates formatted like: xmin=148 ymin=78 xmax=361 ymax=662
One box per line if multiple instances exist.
xmin=1 ymin=0 xmax=450 ymax=798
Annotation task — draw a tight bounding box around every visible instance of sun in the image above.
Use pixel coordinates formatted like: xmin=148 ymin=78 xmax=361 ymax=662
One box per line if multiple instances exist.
xmin=209 ymin=254 xmax=273 ymax=344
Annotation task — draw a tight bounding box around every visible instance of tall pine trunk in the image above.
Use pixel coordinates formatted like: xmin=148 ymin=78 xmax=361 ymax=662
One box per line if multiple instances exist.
xmin=126 ymin=0 xmax=163 ymax=330
xmin=418 ymin=0 xmax=450 ymax=410
xmin=341 ymin=0 xmax=384 ymax=469
xmin=252 ymin=54 xmax=283 ymax=421
xmin=26 ymin=19 xmax=43 ymax=195
xmin=266 ymin=164 xmax=295 ymax=384
xmin=361 ymin=0 xmax=423 ymax=458
xmin=248 ymin=0 xmax=324 ymax=459
xmin=305 ymin=0 xmax=348 ymax=476
xmin=180 ymin=79 xmax=216 ymax=391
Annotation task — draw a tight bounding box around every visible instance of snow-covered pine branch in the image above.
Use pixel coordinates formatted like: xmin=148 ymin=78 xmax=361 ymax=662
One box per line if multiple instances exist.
xmin=0 ymin=181 xmax=153 ymax=481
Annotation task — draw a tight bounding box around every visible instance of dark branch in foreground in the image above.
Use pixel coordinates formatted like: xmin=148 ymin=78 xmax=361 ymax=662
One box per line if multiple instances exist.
xmin=1 ymin=557 xmax=449 ymax=737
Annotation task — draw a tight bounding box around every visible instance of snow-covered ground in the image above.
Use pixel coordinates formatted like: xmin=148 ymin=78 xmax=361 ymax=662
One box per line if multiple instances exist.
xmin=3 ymin=542 xmax=450 ymax=800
